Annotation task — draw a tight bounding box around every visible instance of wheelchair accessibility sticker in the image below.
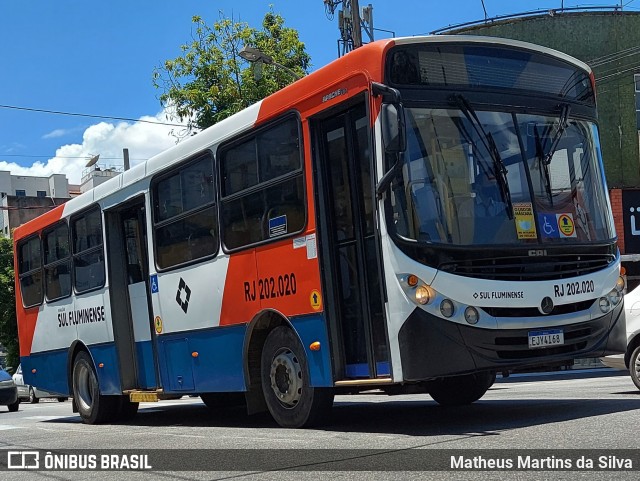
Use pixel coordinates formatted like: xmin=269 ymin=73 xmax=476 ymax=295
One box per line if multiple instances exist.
xmin=538 ymin=213 xmax=577 ymax=239
xmin=150 ymin=274 xmax=159 ymax=293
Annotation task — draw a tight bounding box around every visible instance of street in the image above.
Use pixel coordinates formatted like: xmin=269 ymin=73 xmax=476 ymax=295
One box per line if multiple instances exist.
xmin=1 ymin=369 xmax=639 ymax=480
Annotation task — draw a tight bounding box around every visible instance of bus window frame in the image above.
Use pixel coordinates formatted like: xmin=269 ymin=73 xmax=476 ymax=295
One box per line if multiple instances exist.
xmin=42 ymin=220 xmax=72 ymax=303
xmin=70 ymin=204 xmax=106 ymax=295
xmin=17 ymin=233 xmax=44 ymax=309
xmin=150 ymin=150 xmax=220 ymax=272
xmin=218 ymin=111 xmax=307 ymax=254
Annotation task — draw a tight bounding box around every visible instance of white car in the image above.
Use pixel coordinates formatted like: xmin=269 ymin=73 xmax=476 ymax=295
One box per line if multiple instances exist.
xmin=12 ymin=364 xmax=68 ymax=403
xmin=601 ymin=284 xmax=640 ymax=389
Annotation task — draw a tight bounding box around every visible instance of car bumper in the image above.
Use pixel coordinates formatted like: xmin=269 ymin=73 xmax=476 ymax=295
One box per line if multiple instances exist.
xmin=0 ymin=386 xmax=18 ymax=405
xmin=398 ymin=300 xmax=626 ymax=380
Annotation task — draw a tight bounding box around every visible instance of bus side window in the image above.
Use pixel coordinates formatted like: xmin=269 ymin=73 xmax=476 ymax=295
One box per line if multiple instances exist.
xmin=71 ymin=207 xmax=106 ymax=293
xmin=153 ymin=153 xmax=218 ymax=270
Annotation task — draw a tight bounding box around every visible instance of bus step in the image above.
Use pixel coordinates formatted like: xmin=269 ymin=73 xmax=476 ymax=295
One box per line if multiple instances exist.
xmin=129 ymin=391 xmax=159 ymax=403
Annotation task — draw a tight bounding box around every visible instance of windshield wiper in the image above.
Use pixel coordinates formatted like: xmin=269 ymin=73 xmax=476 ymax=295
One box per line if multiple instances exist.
xmin=451 ymin=94 xmax=513 ymax=219
xmin=542 ymin=104 xmax=571 ymax=165
xmin=533 ymin=124 xmax=554 ymax=206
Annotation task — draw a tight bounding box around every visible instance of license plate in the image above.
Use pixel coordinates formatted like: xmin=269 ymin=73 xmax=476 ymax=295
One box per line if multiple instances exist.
xmin=528 ymin=329 xmax=564 ymax=349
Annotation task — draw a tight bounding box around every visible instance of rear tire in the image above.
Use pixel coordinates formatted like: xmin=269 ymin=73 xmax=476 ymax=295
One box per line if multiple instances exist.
xmin=629 ymin=345 xmax=640 ymax=391
xmin=261 ymin=326 xmax=334 ymax=428
xmin=72 ymin=351 xmax=119 ymax=424
xmin=428 ymin=372 xmax=495 ymax=407
xmin=8 ymin=399 xmax=19 ymax=412
xmin=28 ymin=387 xmax=39 ymax=404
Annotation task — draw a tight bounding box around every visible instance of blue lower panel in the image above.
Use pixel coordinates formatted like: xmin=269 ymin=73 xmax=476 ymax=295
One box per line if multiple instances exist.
xmin=158 ymin=325 xmax=247 ymax=394
xmin=291 ymin=315 xmax=334 ymax=388
xmin=135 ymin=341 xmax=157 ymax=389
xmin=23 ymin=344 xmax=121 ymax=397
xmin=345 ymin=362 xmax=390 ymax=378
xmin=21 ymin=351 xmax=70 ymax=396
xmin=87 ymin=344 xmax=122 ymax=395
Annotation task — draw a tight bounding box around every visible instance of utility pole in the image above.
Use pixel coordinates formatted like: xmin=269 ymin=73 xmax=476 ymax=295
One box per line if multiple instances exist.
xmin=324 ymin=1 xmax=374 ymax=56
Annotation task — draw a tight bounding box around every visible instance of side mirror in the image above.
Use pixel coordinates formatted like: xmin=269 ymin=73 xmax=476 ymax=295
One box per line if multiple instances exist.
xmin=380 ymin=103 xmax=406 ymax=154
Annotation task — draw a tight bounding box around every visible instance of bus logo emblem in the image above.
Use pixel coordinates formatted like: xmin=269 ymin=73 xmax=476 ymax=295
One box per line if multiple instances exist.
xmin=176 ymin=278 xmax=192 ymax=313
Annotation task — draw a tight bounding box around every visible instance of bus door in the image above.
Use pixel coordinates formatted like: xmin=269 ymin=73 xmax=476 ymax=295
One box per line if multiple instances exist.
xmin=105 ymin=198 xmax=159 ymax=391
xmin=313 ymin=99 xmax=390 ymax=379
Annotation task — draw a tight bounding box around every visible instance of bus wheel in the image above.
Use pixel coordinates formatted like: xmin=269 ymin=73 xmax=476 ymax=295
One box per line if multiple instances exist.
xmin=428 ymin=372 xmax=495 ymax=407
xmin=72 ymin=351 xmax=118 ymax=424
xmin=630 ymin=345 xmax=640 ymax=391
xmin=261 ymin=326 xmax=333 ymax=428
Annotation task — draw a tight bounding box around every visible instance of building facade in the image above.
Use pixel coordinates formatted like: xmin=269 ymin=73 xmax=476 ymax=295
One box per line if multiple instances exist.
xmin=0 ymin=171 xmax=71 ymax=237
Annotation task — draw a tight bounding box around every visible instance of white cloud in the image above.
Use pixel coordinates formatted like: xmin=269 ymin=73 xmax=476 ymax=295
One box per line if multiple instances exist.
xmin=0 ymin=107 xmax=191 ymax=185
xmin=42 ymin=128 xmax=72 ymax=139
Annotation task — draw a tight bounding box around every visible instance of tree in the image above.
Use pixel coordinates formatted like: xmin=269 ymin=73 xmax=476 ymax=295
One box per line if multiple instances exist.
xmin=153 ymin=10 xmax=310 ymax=133
xmin=0 ymin=237 xmax=18 ymax=370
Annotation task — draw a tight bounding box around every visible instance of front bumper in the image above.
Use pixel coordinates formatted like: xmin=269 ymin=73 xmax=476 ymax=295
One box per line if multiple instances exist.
xmin=398 ymin=300 xmax=626 ymax=381
xmin=0 ymin=386 xmax=18 ymax=406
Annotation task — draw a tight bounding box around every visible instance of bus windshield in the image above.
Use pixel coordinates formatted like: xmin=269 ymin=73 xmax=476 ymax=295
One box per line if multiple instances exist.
xmin=389 ymin=107 xmax=616 ymax=246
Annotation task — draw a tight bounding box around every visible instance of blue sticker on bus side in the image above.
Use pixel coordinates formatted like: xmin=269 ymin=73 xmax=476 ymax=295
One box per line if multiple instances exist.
xmin=150 ymin=274 xmax=159 ymax=293
xmin=268 ymin=215 xmax=287 ymax=237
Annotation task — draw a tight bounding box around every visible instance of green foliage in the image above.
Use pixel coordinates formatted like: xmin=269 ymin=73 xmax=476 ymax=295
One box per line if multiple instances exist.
xmin=0 ymin=237 xmax=18 ymax=370
xmin=153 ymin=10 xmax=310 ymax=133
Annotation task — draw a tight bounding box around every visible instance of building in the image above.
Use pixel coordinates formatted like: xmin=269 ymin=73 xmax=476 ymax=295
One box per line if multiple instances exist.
xmin=433 ymin=6 xmax=640 ymax=278
xmin=0 ymin=171 xmax=71 ymax=237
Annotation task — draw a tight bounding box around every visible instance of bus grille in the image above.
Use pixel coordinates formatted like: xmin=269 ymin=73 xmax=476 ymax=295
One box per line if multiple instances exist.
xmin=439 ymin=253 xmax=614 ymax=281
xmin=481 ymin=299 xmax=595 ymax=318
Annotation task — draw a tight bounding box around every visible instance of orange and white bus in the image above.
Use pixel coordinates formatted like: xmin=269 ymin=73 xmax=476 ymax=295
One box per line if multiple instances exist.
xmin=14 ymin=36 xmax=626 ymax=428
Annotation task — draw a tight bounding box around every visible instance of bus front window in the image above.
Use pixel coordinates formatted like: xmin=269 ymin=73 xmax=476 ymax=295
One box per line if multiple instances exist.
xmin=388 ymin=107 xmax=615 ymax=246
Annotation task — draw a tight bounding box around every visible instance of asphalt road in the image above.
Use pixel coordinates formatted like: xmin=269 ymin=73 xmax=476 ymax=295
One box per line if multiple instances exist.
xmin=1 ymin=368 xmax=639 ymax=480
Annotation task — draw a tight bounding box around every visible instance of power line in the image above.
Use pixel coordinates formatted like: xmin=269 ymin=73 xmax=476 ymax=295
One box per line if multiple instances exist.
xmin=0 ymin=154 xmax=145 ymax=161
xmin=0 ymin=104 xmax=185 ymax=127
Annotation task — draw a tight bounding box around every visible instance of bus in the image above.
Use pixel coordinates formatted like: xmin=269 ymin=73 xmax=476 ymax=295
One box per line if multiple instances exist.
xmin=14 ymin=36 xmax=626 ymax=428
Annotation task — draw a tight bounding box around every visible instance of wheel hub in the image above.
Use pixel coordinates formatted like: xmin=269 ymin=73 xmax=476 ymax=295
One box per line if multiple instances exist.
xmin=269 ymin=348 xmax=302 ymax=408
xmin=75 ymin=363 xmax=94 ymax=412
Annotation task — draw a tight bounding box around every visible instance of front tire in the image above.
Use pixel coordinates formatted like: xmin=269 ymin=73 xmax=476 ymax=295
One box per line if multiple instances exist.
xmin=629 ymin=345 xmax=640 ymax=391
xmin=72 ymin=351 xmax=119 ymax=424
xmin=28 ymin=387 xmax=39 ymax=404
xmin=8 ymin=399 xmax=19 ymax=412
xmin=261 ymin=326 xmax=333 ymax=428
xmin=428 ymin=372 xmax=495 ymax=407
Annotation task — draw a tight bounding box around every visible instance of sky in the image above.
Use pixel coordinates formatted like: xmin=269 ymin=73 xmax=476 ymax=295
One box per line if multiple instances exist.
xmin=1 ymin=1 xmax=637 ymax=185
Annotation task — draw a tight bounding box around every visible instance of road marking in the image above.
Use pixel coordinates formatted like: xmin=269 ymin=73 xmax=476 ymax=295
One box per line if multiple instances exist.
xmin=0 ymin=425 xmax=18 ymax=430
xmin=24 ymin=416 xmax=64 ymax=421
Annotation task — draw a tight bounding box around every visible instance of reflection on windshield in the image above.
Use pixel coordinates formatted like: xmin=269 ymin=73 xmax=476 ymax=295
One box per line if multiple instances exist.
xmin=388 ymin=108 xmax=615 ymax=246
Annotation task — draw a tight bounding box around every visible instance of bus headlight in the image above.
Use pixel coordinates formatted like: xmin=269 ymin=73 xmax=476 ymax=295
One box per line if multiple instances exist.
xmin=599 ymin=297 xmax=611 ymax=313
xmin=415 ymin=285 xmax=434 ymax=305
xmin=608 ymin=288 xmax=621 ymax=306
xmin=440 ymin=299 xmax=455 ymax=318
xmin=464 ymin=306 xmax=479 ymax=324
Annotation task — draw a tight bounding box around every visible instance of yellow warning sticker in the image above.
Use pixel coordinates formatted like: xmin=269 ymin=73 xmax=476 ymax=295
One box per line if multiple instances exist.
xmin=310 ymin=290 xmax=322 ymax=310
xmin=513 ymin=202 xmax=537 ymax=239
xmin=557 ymin=213 xmax=576 ymax=238
xmin=154 ymin=316 xmax=163 ymax=334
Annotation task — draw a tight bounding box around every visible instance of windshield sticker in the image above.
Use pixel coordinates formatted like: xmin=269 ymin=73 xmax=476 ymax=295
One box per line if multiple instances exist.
xmin=557 ymin=213 xmax=577 ymax=238
xmin=268 ymin=215 xmax=287 ymax=238
xmin=539 ymin=212 xmax=577 ymax=238
xmin=513 ymin=203 xmax=536 ymax=239
xmin=539 ymin=213 xmax=559 ymax=238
